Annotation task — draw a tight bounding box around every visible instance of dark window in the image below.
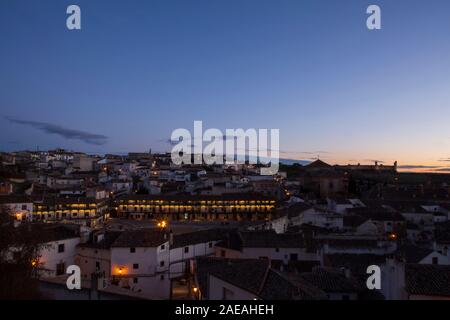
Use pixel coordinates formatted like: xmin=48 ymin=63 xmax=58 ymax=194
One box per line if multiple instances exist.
xmin=160 ymin=261 xmax=165 ymax=267
xmin=184 ymin=247 xmax=189 ymax=253
xmin=13 ymin=252 xmax=21 ymax=261
xmin=58 ymin=244 xmax=65 ymax=253
xmin=208 ymin=242 xmax=213 ymax=248
xmin=56 ymin=263 xmax=65 ymax=276
xmin=95 ymin=261 xmax=100 ymax=270
xmin=342 ymin=295 xmax=350 ymax=301
xmin=133 ymin=263 xmax=139 ymax=269
xmin=275 ymin=248 xmax=280 ymax=252
xmin=161 ymin=244 xmax=165 ymax=250
xmin=130 ymin=247 xmax=136 ymax=253
xmin=221 ymin=250 xmax=226 ymax=258
xmin=133 ymin=278 xmax=138 ymax=284
xmin=290 ymin=253 xmax=298 ymax=261
xmin=160 ymin=274 xmax=164 ymax=280
xmin=22 ymin=205 xmax=27 ymax=210
xmin=432 ymin=257 xmax=438 ymax=265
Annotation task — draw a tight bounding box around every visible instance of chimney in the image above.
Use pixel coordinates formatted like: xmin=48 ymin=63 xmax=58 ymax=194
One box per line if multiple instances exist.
xmin=169 ymin=229 xmax=174 ymax=246
xmin=344 ymin=267 xmax=351 ymax=279
xmin=95 ymin=232 xmax=105 ymax=244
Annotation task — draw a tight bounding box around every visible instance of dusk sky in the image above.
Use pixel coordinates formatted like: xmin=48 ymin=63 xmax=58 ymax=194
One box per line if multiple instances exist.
xmin=1 ymin=0 xmax=450 ymax=171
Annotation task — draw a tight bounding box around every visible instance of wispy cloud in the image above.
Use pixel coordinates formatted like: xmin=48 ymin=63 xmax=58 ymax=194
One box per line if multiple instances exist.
xmin=163 ymin=135 xmax=238 ymax=146
xmin=438 ymin=158 xmax=450 ymax=162
xmin=398 ymin=165 xmax=441 ymax=169
xmin=277 ymin=150 xmax=331 ymax=155
xmin=364 ymin=159 xmax=385 ymax=164
xmin=6 ymin=117 xmax=108 ymax=146
xmin=433 ymin=167 xmax=450 ymax=172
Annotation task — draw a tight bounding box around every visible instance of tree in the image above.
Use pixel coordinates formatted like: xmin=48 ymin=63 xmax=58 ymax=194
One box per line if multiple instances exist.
xmin=0 ymin=206 xmax=44 ymax=299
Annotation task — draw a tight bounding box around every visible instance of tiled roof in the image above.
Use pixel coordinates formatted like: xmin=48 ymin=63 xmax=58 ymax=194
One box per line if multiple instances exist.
xmin=396 ymin=245 xmax=433 ymax=263
xmin=172 ymin=228 xmax=232 ymax=249
xmin=259 ymin=270 xmax=327 ymax=300
xmin=195 ymin=257 xmax=327 ymax=300
xmin=112 ymin=229 xmax=168 ymax=248
xmin=321 ymin=237 xmax=381 ymax=249
xmin=299 ymin=267 xmax=364 ymax=293
xmin=280 ymin=203 xmax=312 ymax=218
xmin=15 ymin=223 xmax=80 ymax=243
xmin=406 ymin=264 xmax=450 ymax=297
xmin=348 ymin=206 xmax=405 ymax=222
xmin=39 ymin=197 xmax=97 ymax=205
xmin=195 ymin=257 xmax=269 ymax=298
xmin=435 ymin=221 xmax=450 ymax=244
xmin=78 ymin=231 xmax=122 ymax=249
xmin=215 ymin=230 xmax=308 ymax=251
xmin=0 ymin=195 xmax=33 ymax=204
xmin=324 ymin=254 xmax=388 ymax=281
xmin=239 ymin=230 xmax=306 ymax=249
xmin=119 ymin=193 xmax=275 ymax=201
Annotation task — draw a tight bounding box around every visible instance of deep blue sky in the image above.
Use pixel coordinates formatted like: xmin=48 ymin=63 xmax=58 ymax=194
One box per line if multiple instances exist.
xmin=1 ymin=0 xmax=450 ymax=169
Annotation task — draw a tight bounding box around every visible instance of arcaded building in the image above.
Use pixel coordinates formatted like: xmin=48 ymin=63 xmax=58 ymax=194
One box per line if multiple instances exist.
xmin=117 ymin=194 xmax=276 ymax=221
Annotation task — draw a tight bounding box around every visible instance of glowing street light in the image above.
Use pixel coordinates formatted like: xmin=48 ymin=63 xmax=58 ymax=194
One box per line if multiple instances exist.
xmin=388 ymin=233 xmax=397 ymax=240
xmin=157 ymin=220 xmax=167 ymax=229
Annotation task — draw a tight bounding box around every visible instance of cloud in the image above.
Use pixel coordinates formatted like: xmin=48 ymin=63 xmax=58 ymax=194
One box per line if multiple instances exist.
xmin=438 ymin=158 xmax=450 ymax=162
xmin=288 ymin=151 xmax=331 ymax=155
xmin=398 ymin=165 xmax=441 ymax=169
xmin=6 ymin=117 xmax=108 ymax=145
xmin=433 ymin=167 xmax=450 ymax=172
xmin=164 ymin=135 xmax=239 ymax=145
xmin=363 ymin=159 xmax=385 ymax=164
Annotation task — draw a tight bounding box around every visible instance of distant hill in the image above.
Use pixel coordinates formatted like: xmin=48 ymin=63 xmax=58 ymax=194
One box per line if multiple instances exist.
xmin=279 ymin=158 xmax=310 ymax=166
